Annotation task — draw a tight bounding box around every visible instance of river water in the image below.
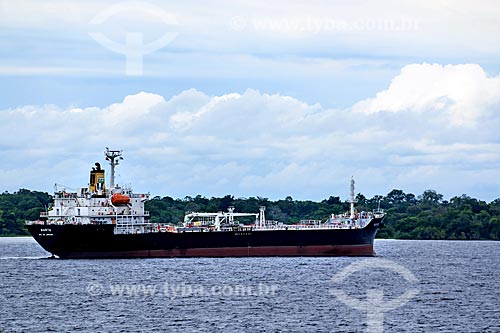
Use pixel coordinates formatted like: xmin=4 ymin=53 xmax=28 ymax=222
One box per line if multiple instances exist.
xmin=0 ymin=237 xmax=499 ymax=332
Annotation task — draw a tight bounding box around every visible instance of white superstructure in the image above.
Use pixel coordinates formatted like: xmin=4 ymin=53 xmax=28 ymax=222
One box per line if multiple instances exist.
xmin=33 ymin=149 xmax=151 ymax=234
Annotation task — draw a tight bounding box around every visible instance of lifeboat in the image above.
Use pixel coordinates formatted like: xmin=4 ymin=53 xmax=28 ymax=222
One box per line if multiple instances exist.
xmin=111 ymin=193 xmax=130 ymax=205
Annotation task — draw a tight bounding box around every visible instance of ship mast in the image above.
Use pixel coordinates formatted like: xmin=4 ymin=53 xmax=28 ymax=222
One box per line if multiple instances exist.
xmin=105 ymin=148 xmax=123 ymax=190
xmin=349 ymin=176 xmax=357 ymax=218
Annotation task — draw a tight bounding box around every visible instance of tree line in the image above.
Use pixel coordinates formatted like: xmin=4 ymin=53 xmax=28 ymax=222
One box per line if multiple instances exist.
xmin=0 ymin=189 xmax=52 ymax=236
xmin=1 ymin=189 xmax=500 ymax=240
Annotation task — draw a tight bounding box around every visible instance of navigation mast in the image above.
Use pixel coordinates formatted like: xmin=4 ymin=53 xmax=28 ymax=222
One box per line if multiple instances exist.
xmin=105 ymin=148 xmax=123 ymax=190
xmin=349 ymin=176 xmax=357 ymax=218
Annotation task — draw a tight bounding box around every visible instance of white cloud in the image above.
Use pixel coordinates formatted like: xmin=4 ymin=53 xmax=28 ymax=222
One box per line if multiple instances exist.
xmin=2 ymin=0 xmax=500 ymax=80
xmin=353 ymin=63 xmax=500 ymax=127
xmin=1 ymin=63 xmax=500 ymax=200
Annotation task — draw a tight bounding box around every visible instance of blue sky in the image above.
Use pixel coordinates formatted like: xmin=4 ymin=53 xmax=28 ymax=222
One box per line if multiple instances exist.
xmin=1 ymin=0 xmax=500 ymax=201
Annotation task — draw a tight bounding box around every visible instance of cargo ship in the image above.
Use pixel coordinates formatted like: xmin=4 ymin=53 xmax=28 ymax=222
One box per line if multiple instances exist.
xmin=26 ymin=149 xmax=385 ymax=258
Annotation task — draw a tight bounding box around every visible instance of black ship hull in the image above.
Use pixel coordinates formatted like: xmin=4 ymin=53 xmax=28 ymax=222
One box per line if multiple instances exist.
xmin=27 ymin=218 xmax=383 ymax=259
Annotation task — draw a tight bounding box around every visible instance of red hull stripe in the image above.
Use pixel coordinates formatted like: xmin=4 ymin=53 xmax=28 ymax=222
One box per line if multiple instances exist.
xmin=61 ymin=244 xmax=375 ymax=258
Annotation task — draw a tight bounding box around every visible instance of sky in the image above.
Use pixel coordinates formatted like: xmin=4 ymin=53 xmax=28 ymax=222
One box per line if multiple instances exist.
xmin=1 ymin=0 xmax=500 ymax=202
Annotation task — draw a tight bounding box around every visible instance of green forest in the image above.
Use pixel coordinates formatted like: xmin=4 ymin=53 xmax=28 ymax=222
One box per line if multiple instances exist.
xmin=2 ymin=188 xmax=500 ymax=240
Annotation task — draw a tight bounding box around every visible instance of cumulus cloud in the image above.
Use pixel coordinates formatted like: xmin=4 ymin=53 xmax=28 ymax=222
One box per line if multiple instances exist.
xmin=354 ymin=63 xmax=500 ymax=127
xmin=1 ymin=63 xmax=500 ymax=200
